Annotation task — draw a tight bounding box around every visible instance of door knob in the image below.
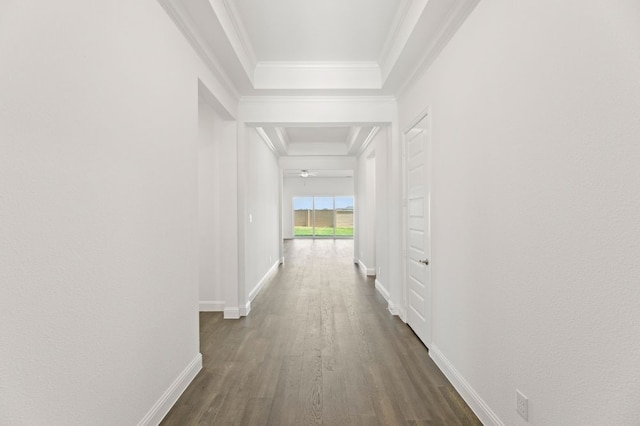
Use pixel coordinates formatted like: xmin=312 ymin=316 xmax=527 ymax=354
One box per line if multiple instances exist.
xmin=419 ymin=259 xmax=429 ymax=265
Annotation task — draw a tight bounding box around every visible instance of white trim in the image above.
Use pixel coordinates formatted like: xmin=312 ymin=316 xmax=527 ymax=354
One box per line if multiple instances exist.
xmin=137 ymin=353 xmax=202 ymax=426
xmin=255 ymin=127 xmax=278 ymax=155
xmin=156 ymin=0 xmax=239 ymax=100
xmin=199 ymin=301 xmax=225 ymax=312
xmin=388 ymin=302 xmax=404 ymax=318
xmin=224 ymin=307 xmax=240 ymax=319
xmin=378 ymin=0 xmax=430 ymax=82
xmin=248 ymin=260 xmax=281 ymax=302
xmin=253 ymin=61 xmax=382 ymax=90
xmin=211 ymin=0 xmax=258 ymax=81
xmin=239 ymin=301 xmax=251 ymax=317
xmin=403 ymin=106 xmax=431 ymax=134
xmin=256 ymin=61 xmax=381 ymax=69
xmin=345 ymin=126 xmax=362 ymax=153
xmin=358 ymin=127 xmax=381 ymax=156
xmin=399 ymin=307 xmax=407 ymax=323
xmin=240 ymin=95 xmax=397 ymax=104
xmin=375 ymin=279 xmax=391 ymax=302
xmin=358 ymin=260 xmax=376 ymax=276
xmin=430 ymin=345 xmax=505 ymax=426
xmin=272 ymin=127 xmax=290 ymax=154
xmin=397 ymin=0 xmax=481 ymax=97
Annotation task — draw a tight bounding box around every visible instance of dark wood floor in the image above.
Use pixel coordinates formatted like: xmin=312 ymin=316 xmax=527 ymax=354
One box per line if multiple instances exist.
xmin=161 ymin=239 xmax=480 ymax=425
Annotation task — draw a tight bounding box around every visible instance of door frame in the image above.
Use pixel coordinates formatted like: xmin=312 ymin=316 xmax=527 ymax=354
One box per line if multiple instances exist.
xmin=402 ymin=107 xmax=432 ymax=346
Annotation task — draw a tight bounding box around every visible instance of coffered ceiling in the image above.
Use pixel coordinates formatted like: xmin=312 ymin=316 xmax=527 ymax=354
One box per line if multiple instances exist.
xmin=161 ymin=0 xmax=479 ymax=96
xmin=160 ymin=0 xmax=478 ymax=163
xmin=233 ymin=0 xmax=406 ymax=62
xmin=258 ymin=125 xmax=377 ymax=156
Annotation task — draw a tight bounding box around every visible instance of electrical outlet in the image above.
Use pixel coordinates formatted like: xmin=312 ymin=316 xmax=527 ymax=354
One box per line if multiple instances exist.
xmin=516 ymin=389 xmax=528 ymax=421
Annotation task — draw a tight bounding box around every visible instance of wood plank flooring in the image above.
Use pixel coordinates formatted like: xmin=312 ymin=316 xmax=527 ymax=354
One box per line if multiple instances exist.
xmin=161 ymin=239 xmax=481 ymax=425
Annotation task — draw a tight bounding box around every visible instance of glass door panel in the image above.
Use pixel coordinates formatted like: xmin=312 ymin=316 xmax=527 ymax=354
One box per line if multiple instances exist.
xmin=335 ymin=196 xmax=354 ymax=237
xmin=293 ymin=196 xmax=354 ymax=239
xmin=313 ymin=197 xmax=334 ymax=237
xmin=293 ymin=197 xmax=313 ymax=237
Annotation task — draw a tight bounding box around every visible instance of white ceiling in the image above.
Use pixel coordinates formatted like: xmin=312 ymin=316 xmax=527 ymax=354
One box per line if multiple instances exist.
xmin=283 ymin=169 xmax=354 ymax=179
xmin=165 ymin=0 xmax=478 ymax=95
xmin=232 ymin=0 xmax=408 ymax=62
xmin=258 ymin=125 xmax=377 ymax=156
xmin=286 ymin=127 xmax=351 ymax=144
xmin=161 ymin=0 xmax=478 ymax=162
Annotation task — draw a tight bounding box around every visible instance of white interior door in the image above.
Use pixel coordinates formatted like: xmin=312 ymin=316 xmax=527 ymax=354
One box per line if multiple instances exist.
xmin=405 ymin=118 xmax=431 ymax=347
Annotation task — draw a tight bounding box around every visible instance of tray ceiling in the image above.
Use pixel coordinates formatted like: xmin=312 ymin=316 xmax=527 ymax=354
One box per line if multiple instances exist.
xmin=160 ymin=0 xmax=479 ymax=159
xmin=161 ymin=0 xmax=479 ymax=95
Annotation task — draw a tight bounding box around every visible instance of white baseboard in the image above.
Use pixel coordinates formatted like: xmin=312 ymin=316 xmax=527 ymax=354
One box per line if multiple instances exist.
xmin=388 ymin=302 xmax=403 ymax=317
xmin=224 ymin=307 xmax=240 ymax=319
xmin=358 ymin=260 xmax=376 ymax=276
xmin=375 ymin=279 xmax=390 ymax=302
xmin=248 ymin=259 xmax=281 ymax=302
xmin=399 ymin=306 xmax=407 ymax=322
xmin=198 ymin=300 xmax=225 ymax=312
xmin=240 ymin=301 xmax=251 ymax=317
xmin=430 ymin=345 xmax=504 ymax=426
xmin=137 ymin=353 xmax=202 ymax=426
xmin=240 ymin=259 xmax=281 ymax=318
xmin=375 ymin=280 xmax=406 ymax=321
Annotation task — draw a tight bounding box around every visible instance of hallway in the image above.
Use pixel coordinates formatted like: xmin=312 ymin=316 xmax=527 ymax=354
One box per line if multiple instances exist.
xmin=162 ymin=240 xmax=480 ymax=425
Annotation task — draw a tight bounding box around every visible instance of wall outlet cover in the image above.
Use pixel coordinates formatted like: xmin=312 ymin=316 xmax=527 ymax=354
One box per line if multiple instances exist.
xmin=516 ymin=389 xmax=528 ymax=421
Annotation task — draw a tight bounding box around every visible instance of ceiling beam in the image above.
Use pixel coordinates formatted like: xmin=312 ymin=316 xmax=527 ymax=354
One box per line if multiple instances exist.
xmin=253 ymin=62 xmax=382 ymax=90
xmin=207 ymin=0 xmax=257 ymax=83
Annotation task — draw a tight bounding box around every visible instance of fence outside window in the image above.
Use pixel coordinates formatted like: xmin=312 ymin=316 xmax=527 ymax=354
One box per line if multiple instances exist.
xmin=293 ymin=196 xmax=354 ymax=238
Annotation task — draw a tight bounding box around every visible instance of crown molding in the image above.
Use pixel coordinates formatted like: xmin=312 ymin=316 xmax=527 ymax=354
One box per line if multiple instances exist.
xmin=274 ymin=127 xmax=290 ymax=152
xmin=359 ymin=126 xmax=381 ymax=156
xmin=253 ymin=61 xmax=382 ymax=90
xmin=346 ymin=126 xmax=363 ymax=153
xmin=378 ymin=0 xmax=430 ymax=83
xmin=238 ymin=96 xmax=397 ymax=126
xmin=157 ymin=0 xmax=239 ymax=99
xmin=397 ymin=0 xmax=481 ymax=97
xmin=240 ymin=95 xmax=397 ymax=104
xmin=255 ymin=127 xmax=278 ymax=155
xmin=255 ymin=61 xmax=381 ymax=69
xmin=208 ymin=0 xmax=257 ymax=82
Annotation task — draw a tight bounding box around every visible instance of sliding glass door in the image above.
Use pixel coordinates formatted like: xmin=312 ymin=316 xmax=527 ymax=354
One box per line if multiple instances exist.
xmin=293 ymin=196 xmax=354 ymax=238
xmin=293 ymin=197 xmax=314 ymax=236
xmin=313 ymin=197 xmax=334 ymax=237
xmin=335 ymin=196 xmax=354 ymax=237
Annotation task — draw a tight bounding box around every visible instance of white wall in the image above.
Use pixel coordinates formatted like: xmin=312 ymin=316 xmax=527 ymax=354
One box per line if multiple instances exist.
xmin=241 ymin=128 xmax=282 ymax=312
xmin=0 ymin=1 xmax=235 ymax=424
xmin=282 ymin=177 xmax=355 ymax=239
xmin=198 ymin=93 xmax=239 ymax=313
xmin=354 ymin=129 xmax=393 ymax=303
xmin=198 ymin=100 xmax=221 ymax=308
xmin=373 ymin=130 xmax=391 ymax=303
xmin=398 ymin=0 xmax=640 ymax=424
xmin=355 ymin=144 xmax=377 ymax=275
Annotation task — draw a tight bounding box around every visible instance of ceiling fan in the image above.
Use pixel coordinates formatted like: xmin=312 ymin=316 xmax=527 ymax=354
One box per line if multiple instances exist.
xmin=299 ymin=169 xmax=317 ymax=178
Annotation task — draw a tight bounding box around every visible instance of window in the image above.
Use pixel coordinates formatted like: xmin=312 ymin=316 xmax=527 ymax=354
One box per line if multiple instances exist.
xmin=293 ymin=196 xmax=354 ymax=238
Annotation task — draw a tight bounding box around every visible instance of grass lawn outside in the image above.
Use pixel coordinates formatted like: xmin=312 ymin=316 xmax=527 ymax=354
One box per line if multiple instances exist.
xmin=294 ymin=226 xmax=353 ymax=237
